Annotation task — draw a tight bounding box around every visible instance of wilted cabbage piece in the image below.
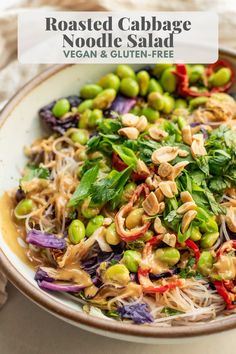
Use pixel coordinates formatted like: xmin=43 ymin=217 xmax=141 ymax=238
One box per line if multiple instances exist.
xmin=118 ymin=303 xmax=154 ymax=324
xmin=26 ymin=230 xmax=66 ymax=249
xmin=109 ymin=95 xmax=136 ymax=115
xmin=39 ymin=96 xmax=81 ymax=134
xmin=38 ymin=280 xmax=85 ymax=293
xmin=35 ymin=268 xmax=53 ymax=282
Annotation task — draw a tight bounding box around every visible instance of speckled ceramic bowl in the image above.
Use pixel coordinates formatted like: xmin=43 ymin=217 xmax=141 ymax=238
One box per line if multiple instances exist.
xmin=1 ymin=49 xmax=236 ymax=343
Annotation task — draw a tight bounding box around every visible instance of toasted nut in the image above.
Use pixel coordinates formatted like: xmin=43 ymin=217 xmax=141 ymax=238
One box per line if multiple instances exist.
xmin=136 ymin=159 xmax=151 ymax=176
xmin=152 ymin=146 xmax=179 ymax=165
xmin=158 ymin=162 xmax=173 ymax=178
xmin=148 ymin=126 xmax=168 ymax=141
xmin=121 ymin=113 xmax=139 ymax=127
xmin=154 ymin=216 xmax=167 ymax=233
xmin=225 ymin=206 xmax=236 ymax=232
xmin=169 ymin=161 xmax=189 ymax=180
xmin=142 ymin=192 xmax=159 ymax=216
xmin=182 ymin=125 xmax=193 ymax=145
xmin=178 ymin=149 xmax=189 ymax=157
xmin=181 ymin=210 xmax=197 ymax=233
xmin=154 ymin=188 xmax=165 ymax=202
xmin=191 ymin=133 xmax=207 ymax=158
xmin=177 ymin=201 xmax=196 ymax=214
xmin=163 ymin=233 xmax=176 ymax=247
xmin=145 ymin=174 xmax=161 ymax=190
xmin=136 ymin=115 xmax=148 ymax=132
xmin=159 ymin=181 xmax=178 ymax=198
xmin=118 ymin=127 xmax=139 ymax=140
xmin=180 ymin=191 xmax=194 ymax=203
xmin=158 ymin=202 xmax=165 ymax=214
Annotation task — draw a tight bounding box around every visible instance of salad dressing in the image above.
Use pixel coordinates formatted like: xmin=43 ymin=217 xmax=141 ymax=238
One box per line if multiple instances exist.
xmin=0 ymin=193 xmax=32 ymax=267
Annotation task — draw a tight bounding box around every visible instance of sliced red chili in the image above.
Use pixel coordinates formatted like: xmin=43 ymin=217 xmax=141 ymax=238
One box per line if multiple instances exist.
xmin=138 ymin=236 xmax=183 ymax=294
xmin=214 ymin=280 xmax=236 ymax=310
xmin=112 ymin=153 xmax=150 ymax=181
xmin=115 ymin=184 xmax=150 ymax=242
xmin=206 ymin=59 xmax=234 ymax=93
xmin=185 ymin=239 xmax=200 ymax=261
xmin=174 ymin=60 xmax=234 ymax=97
xmin=112 ymin=152 xmax=127 ymax=171
xmin=216 ymin=240 xmax=236 ymax=258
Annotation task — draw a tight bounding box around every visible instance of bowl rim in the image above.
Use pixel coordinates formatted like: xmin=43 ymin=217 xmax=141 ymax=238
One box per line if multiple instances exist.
xmin=1 ymin=48 xmax=236 ymax=339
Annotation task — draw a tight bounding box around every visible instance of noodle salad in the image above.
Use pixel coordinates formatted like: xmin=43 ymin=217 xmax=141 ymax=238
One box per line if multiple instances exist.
xmin=10 ymin=62 xmax=236 ymax=325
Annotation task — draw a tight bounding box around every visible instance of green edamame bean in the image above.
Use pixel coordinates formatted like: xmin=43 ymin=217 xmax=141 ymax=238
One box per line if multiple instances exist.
xmin=129 ymin=106 xmax=141 ymax=115
xmin=189 ymin=65 xmax=205 ymax=83
xmin=85 ymin=215 xmax=104 ymax=237
xmin=155 ymin=247 xmax=180 ymax=266
xmin=140 ymin=230 xmax=154 ymax=242
xmin=93 ymin=89 xmax=116 ymax=109
xmin=190 ymin=226 xmax=202 ymax=241
xmin=52 ymin=98 xmax=70 ymax=118
xmin=77 ymin=149 xmax=87 ymax=161
xmin=81 ymin=198 xmax=100 ymax=219
xmin=126 ymin=208 xmax=144 ymax=230
xmin=78 ymin=99 xmax=93 ymax=113
xmin=15 ymin=199 xmax=34 ymax=217
xmin=116 ymin=64 xmax=135 ymax=79
xmin=160 ymin=68 xmax=177 ymax=93
xmin=177 ymin=116 xmax=187 ymax=130
xmin=200 ymin=217 xmax=218 ymax=233
xmin=189 ymin=96 xmax=208 ymax=110
xmin=141 ymin=106 xmax=160 ymax=123
xmin=121 ymin=182 xmax=137 ymax=202
xmin=70 ymin=129 xmax=89 ymax=145
xmin=80 ymin=84 xmax=102 ymax=99
xmin=153 ymin=64 xmax=173 ymax=78
xmin=148 ymin=92 xmax=164 ymax=111
xmin=78 ymin=109 xmax=91 ymax=129
xmin=68 ymin=219 xmax=85 ymax=244
xmin=98 ymin=73 xmax=120 ymax=91
xmin=120 ymin=78 xmax=139 ymax=98
xmin=162 ymin=95 xmax=175 ymax=114
xmin=200 ymin=232 xmax=219 ymax=249
xmin=105 ymin=223 xmax=120 ymax=245
xmin=175 ymin=98 xmax=188 ymax=109
xmin=104 ymin=264 xmax=130 ymax=285
xmin=136 ymin=70 xmax=150 ymax=96
xmin=122 ymin=250 xmax=141 ymax=272
xmin=88 ymin=109 xmax=103 ymax=128
xmin=147 ymin=78 xmax=163 ymax=94
xmin=197 ymin=251 xmax=214 ymax=276
xmin=209 ymin=67 xmax=232 ymax=87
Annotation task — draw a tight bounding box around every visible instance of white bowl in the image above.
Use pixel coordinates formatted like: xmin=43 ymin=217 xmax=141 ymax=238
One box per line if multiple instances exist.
xmin=1 ymin=50 xmax=236 ymax=343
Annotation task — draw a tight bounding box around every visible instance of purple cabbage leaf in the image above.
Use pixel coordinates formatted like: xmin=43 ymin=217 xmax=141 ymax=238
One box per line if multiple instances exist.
xmin=118 ymin=303 xmax=154 ymax=324
xmin=26 ymin=230 xmax=66 ymax=250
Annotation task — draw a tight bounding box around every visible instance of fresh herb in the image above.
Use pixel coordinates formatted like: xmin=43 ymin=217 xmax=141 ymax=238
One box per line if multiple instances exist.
xmin=20 ymin=165 xmax=50 ymax=184
xmin=161 ymin=307 xmax=184 ymax=317
xmin=112 ymin=144 xmax=138 ymax=167
xmin=98 ymin=118 xmax=122 ymax=134
xmin=195 ymin=156 xmax=209 ymax=176
xmin=68 ymin=165 xmax=99 ymax=207
xmin=179 ymin=257 xmax=202 ymax=279
xmin=90 ymin=167 xmax=132 ymax=205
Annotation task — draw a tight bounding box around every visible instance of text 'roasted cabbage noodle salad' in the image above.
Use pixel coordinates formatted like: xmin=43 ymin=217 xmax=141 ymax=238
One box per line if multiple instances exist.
xmin=9 ymin=61 xmax=236 ymax=325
